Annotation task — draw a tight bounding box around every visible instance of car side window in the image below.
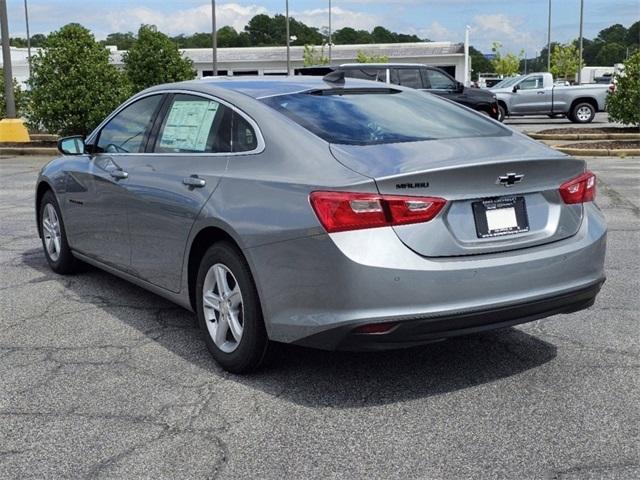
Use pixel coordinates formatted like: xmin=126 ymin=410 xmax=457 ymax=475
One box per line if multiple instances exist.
xmin=96 ymin=95 xmax=162 ymax=153
xmin=519 ymin=75 xmax=543 ymax=90
xmin=427 ymin=70 xmax=455 ymax=90
xmin=232 ymin=112 xmax=258 ymax=152
xmin=154 ymin=94 xmax=232 ymax=153
xmin=398 ymin=69 xmax=423 ymax=89
xmin=389 ymin=68 xmax=399 ymax=85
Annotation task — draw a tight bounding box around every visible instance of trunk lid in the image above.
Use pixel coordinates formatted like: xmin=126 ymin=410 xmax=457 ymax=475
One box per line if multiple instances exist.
xmin=330 ymin=135 xmax=586 ymax=256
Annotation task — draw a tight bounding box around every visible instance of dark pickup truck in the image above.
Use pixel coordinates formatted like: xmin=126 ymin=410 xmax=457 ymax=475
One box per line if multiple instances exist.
xmin=295 ymin=63 xmax=501 ymax=121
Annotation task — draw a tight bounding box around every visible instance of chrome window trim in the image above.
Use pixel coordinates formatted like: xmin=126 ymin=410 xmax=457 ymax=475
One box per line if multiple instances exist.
xmin=85 ymin=89 xmax=265 ymax=156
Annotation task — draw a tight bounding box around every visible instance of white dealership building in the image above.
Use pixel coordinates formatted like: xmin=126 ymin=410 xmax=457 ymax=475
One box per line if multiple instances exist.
xmin=3 ymin=41 xmax=468 ymax=86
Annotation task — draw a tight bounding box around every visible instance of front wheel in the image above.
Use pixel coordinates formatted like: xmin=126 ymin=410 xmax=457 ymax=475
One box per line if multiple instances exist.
xmin=196 ymin=242 xmax=269 ymax=373
xmin=570 ymin=102 xmax=596 ymax=123
xmin=39 ymin=190 xmax=82 ymax=274
xmin=497 ymin=104 xmax=507 ymax=122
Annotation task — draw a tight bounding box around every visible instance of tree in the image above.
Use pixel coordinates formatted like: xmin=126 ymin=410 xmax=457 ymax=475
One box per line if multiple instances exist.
xmin=371 ymin=26 xmax=395 ymax=44
xmin=595 ymin=42 xmax=627 ymax=65
xmin=356 ymin=50 xmax=389 ymax=63
xmin=606 ymin=51 xmax=640 ymax=126
xmin=28 ymin=23 xmax=130 ymax=136
xmin=491 ymin=42 xmax=522 ymax=76
xmin=303 ymin=44 xmax=329 ymax=66
xmin=551 ymin=43 xmax=581 ymax=79
xmin=469 ymin=46 xmax=493 ymax=79
xmin=0 ymin=69 xmax=28 ymax=118
xmin=101 ymin=32 xmax=136 ymax=50
xmin=123 ymin=25 xmax=195 ymax=93
xmin=245 ymin=14 xmax=277 ymax=46
xmin=333 ymin=27 xmax=371 ymax=45
xmin=596 ymin=24 xmax=627 ymax=44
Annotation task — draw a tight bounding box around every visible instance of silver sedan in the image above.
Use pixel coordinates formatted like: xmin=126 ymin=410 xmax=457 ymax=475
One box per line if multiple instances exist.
xmin=36 ymin=76 xmax=606 ymax=372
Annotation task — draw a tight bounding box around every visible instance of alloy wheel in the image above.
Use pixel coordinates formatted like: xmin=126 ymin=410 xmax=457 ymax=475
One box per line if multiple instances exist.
xmin=202 ymin=263 xmax=244 ymax=353
xmin=576 ymin=106 xmax=592 ymax=122
xmin=42 ymin=203 xmax=62 ymax=262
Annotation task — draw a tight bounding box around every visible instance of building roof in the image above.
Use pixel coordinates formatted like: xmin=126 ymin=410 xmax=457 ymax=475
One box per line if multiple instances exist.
xmin=108 ymin=41 xmax=464 ymax=65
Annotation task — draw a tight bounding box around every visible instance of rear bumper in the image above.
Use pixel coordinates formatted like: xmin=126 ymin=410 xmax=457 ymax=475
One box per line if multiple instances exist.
xmin=294 ymin=280 xmax=604 ymax=350
xmin=245 ymin=203 xmax=606 ymax=350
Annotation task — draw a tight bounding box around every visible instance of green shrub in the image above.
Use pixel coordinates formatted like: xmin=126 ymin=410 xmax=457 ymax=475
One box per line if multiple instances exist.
xmin=28 ymin=23 xmax=130 ymax=136
xmin=607 ymin=51 xmax=640 ymax=126
xmin=123 ymin=25 xmax=195 ymax=93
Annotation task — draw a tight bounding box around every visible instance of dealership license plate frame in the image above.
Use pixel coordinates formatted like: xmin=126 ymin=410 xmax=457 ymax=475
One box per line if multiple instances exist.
xmin=472 ymin=196 xmax=530 ymax=238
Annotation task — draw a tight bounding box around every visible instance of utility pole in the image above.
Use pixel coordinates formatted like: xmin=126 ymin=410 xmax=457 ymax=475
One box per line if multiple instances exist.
xmin=328 ymin=0 xmax=332 ymax=63
xmin=577 ymin=0 xmax=584 ymax=84
xmin=211 ymin=0 xmax=217 ymax=76
xmin=1 ymin=0 xmax=16 ymax=118
xmin=285 ymin=0 xmax=290 ymax=75
xmin=463 ymin=26 xmax=470 ymax=86
xmin=23 ymin=0 xmax=30 ymax=77
xmin=547 ymin=0 xmax=552 ymax=72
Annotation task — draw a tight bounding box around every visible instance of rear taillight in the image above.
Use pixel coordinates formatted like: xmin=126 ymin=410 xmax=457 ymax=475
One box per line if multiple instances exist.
xmin=309 ymin=191 xmax=446 ymax=233
xmin=559 ymin=171 xmax=596 ymax=204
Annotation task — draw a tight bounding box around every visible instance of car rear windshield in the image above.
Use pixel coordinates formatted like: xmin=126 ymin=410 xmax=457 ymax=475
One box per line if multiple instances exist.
xmin=260 ymin=88 xmax=509 ymax=145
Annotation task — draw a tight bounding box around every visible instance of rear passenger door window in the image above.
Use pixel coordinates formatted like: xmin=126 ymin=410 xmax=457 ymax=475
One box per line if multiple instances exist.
xmin=154 ymin=94 xmax=232 ymax=153
xmin=398 ymin=69 xmax=424 ymax=89
xmin=232 ymin=112 xmax=258 ymax=152
xmin=427 ymin=70 xmax=456 ymax=90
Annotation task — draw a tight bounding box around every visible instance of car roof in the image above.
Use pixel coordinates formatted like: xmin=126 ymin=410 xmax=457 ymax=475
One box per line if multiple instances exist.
xmin=152 ymin=75 xmax=391 ymax=100
xmin=338 ymin=63 xmax=428 ymax=68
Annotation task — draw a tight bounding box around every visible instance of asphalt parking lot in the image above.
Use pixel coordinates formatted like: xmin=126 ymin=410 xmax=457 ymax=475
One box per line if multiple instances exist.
xmin=1 ymin=149 xmax=638 ymax=478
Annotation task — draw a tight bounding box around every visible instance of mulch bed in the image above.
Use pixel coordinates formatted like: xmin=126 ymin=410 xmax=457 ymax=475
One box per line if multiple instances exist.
xmin=0 ymin=140 xmax=57 ymax=148
xmin=539 ymin=127 xmax=639 ymax=135
xmin=561 ymin=140 xmax=640 ymax=150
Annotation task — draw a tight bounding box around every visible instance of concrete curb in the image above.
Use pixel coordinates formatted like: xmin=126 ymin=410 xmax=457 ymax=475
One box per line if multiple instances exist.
xmin=528 ymin=132 xmax=640 ymax=141
xmin=553 ymin=146 xmax=640 ymax=157
xmin=0 ymin=147 xmax=58 ymax=156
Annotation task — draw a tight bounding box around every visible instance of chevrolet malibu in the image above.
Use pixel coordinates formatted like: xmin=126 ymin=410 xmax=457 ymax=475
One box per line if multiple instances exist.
xmin=36 ymin=76 xmax=606 ymax=373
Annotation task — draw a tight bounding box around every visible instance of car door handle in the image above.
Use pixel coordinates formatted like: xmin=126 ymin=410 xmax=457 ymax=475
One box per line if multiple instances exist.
xmin=110 ymin=169 xmax=128 ymax=180
xmin=537 ymin=91 xmax=545 ymax=94
xmin=183 ymin=176 xmax=206 ymax=188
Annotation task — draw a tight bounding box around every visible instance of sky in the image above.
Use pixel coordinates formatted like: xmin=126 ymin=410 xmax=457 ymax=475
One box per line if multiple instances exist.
xmin=5 ymin=0 xmax=640 ymax=53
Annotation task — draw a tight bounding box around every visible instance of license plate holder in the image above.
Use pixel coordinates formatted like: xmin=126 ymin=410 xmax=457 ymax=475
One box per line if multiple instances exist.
xmin=472 ymin=196 xmax=529 ymax=238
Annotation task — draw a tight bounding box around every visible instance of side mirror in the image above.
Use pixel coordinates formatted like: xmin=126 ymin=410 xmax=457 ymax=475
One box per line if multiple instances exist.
xmin=512 ymin=85 xmax=520 ymax=93
xmin=456 ymin=81 xmax=464 ymax=92
xmin=57 ymin=135 xmax=86 ymax=155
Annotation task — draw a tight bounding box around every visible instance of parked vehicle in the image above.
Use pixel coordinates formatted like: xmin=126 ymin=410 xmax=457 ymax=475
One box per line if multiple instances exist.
xmin=296 ymin=64 xmax=501 ymax=120
xmin=37 ymin=76 xmax=606 ymax=373
xmin=490 ymin=72 xmax=609 ymax=123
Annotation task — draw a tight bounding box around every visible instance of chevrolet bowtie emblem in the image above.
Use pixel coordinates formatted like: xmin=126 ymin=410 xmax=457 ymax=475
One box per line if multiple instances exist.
xmin=497 ymin=172 xmax=524 ymax=187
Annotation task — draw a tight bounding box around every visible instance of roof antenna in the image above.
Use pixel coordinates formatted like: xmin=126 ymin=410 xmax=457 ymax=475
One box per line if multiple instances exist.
xmin=323 ymin=70 xmax=345 ymax=84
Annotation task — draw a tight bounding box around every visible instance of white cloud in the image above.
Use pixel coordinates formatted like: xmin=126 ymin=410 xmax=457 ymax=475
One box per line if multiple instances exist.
xmin=102 ymin=4 xmax=268 ymax=36
xmin=292 ymin=7 xmax=380 ymax=32
xmin=418 ymin=21 xmax=456 ymax=41
xmin=471 ymin=13 xmax=535 ymax=51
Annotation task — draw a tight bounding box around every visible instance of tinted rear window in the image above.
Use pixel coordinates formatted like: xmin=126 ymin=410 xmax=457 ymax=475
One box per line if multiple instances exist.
xmin=260 ymin=89 xmax=509 ymax=145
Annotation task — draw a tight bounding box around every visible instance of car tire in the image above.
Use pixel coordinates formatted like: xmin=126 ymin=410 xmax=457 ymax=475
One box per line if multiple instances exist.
xmin=497 ymin=104 xmax=507 ymax=122
xmin=196 ymin=242 xmax=269 ymax=374
xmin=570 ymin=102 xmax=595 ymax=123
xmin=39 ymin=190 xmax=82 ymax=274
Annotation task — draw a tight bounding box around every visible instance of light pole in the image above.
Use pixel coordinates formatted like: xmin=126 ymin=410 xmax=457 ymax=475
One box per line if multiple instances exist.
xmin=546 ymin=0 xmax=552 ymax=72
xmin=285 ymin=0 xmax=290 ymax=75
xmin=23 ymin=0 xmax=31 ymax=77
xmin=328 ymin=0 xmax=332 ymax=63
xmin=577 ymin=0 xmax=584 ymax=84
xmin=211 ymin=0 xmax=217 ymax=76
xmin=1 ymin=0 xmax=16 ymax=118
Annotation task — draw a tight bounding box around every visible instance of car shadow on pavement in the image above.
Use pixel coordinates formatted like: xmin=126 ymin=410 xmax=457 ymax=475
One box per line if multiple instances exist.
xmin=22 ymin=248 xmax=558 ymax=409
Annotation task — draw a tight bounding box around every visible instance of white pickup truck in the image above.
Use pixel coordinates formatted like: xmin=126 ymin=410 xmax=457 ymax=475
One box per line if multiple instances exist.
xmin=489 ymin=72 xmax=610 ymax=123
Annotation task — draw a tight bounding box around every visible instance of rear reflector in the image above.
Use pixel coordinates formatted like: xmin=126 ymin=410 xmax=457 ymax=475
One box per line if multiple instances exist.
xmin=353 ymin=322 xmax=398 ymax=334
xmin=309 ymin=191 xmax=446 ymax=233
xmin=559 ymin=171 xmax=596 ymax=204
